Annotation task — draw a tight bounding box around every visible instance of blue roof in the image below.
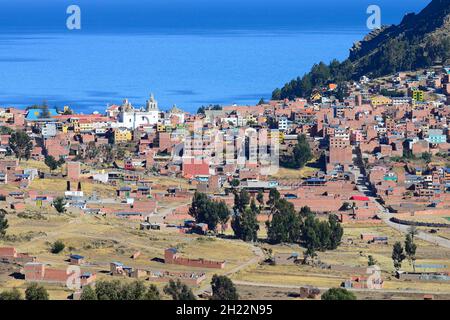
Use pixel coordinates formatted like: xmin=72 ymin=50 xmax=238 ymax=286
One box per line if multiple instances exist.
xmin=70 ymin=254 xmax=84 ymax=260
xmin=306 ymin=178 xmax=326 ymax=183
xmin=167 ymin=248 xmax=178 ymax=254
xmin=112 ymin=262 xmax=123 ymax=266
xmin=26 ymin=108 xmax=58 ymax=120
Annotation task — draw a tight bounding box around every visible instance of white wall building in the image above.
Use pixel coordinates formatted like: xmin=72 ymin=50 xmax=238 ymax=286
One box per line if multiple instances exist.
xmin=118 ymin=94 xmax=160 ymax=129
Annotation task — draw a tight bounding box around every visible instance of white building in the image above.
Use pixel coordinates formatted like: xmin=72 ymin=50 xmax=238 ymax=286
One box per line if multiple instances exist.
xmin=118 ymin=94 xmax=160 ymax=129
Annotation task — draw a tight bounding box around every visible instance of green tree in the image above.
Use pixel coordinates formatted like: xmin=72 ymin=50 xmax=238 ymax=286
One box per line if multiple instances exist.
xmin=230 ymin=179 xmax=240 ymax=187
xmin=421 ymin=152 xmax=432 ymax=163
xmin=267 ymin=188 xmax=280 ymax=208
xmin=328 ymin=214 xmax=344 ymax=249
xmin=404 ymin=234 xmax=417 ymax=272
xmin=321 ymin=288 xmax=356 ymax=300
xmin=368 ymin=255 xmax=377 ymax=266
xmin=144 ymin=284 xmax=161 ymax=300
xmin=189 ymin=192 xmax=229 ymax=231
xmin=120 ymin=281 xmax=147 ymax=300
xmin=0 ymin=209 xmax=8 ymax=238
xmin=392 ymin=241 xmax=406 ymax=271
xmin=95 ymin=280 xmax=122 ymax=300
xmin=232 ymin=207 xmax=259 ymax=242
xmin=0 ymin=126 xmax=14 ymax=134
xmin=9 ymin=130 xmax=33 ymax=161
xmin=25 ymin=283 xmax=49 ymax=300
xmin=280 ymin=134 xmax=313 ymax=169
xmin=266 ymin=199 xmax=301 ymax=244
xmin=45 ymin=155 xmax=59 ymax=172
xmin=256 ymin=190 xmax=264 ymax=208
xmin=210 ymin=275 xmax=239 ymax=300
xmin=51 ymin=240 xmax=65 ymax=254
xmin=163 ymin=279 xmax=196 ymax=300
xmin=233 ymin=189 xmax=250 ymax=213
xmin=79 ymin=285 xmax=97 ymax=300
xmin=216 ymin=201 xmax=231 ymax=234
xmin=0 ymin=287 xmax=23 ymax=300
xmin=53 ymin=197 xmax=67 ymax=214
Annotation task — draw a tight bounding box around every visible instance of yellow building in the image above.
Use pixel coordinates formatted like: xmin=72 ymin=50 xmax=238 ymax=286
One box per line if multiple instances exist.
xmin=114 ymin=128 xmax=132 ymax=143
xmin=412 ymin=90 xmax=424 ymax=102
xmin=157 ymin=124 xmax=166 ymax=132
xmin=267 ymin=130 xmax=285 ymax=143
xmin=371 ymin=95 xmax=392 ymax=106
xmin=78 ymin=122 xmax=94 ymax=132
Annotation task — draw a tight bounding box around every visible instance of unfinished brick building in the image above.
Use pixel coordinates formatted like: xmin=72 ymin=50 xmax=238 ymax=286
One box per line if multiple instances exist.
xmin=164 ymin=248 xmax=225 ymax=269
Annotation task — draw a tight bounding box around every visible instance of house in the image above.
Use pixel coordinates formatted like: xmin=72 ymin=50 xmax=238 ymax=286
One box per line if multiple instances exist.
xmin=23 ymin=262 xmax=95 ymax=288
xmin=0 ymin=247 xmax=36 ymax=264
xmin=69 ymin=254 xmax=85 ymax=265
xmin=164 ymin=248 xmax=225 ymax=269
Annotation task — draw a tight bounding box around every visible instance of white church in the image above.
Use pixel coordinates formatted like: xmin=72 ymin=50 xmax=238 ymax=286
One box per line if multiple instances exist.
xmin=117 ymin=94 xmax=160 ymax=129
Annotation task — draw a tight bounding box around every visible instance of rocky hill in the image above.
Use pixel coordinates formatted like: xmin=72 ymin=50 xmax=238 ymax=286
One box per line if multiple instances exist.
xmin=272 ymin=0 xmax=450 ymax=100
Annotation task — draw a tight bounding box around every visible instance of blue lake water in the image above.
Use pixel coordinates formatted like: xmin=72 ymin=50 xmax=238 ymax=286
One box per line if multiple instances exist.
xmin=0 ymin=0 xmax=429 ymax=113
xmin=0 ymin=29 xmax=365 ymax=114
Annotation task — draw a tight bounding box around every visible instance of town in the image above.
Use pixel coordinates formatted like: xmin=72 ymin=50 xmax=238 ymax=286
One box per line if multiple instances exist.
xmin=0 ymin=65 xmax=449 ymax=301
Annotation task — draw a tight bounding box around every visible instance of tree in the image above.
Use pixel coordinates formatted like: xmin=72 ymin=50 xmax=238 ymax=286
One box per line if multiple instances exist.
xmin=9 ymin=130 xmax=33 ymax=161
xmin=280 ymin=134 xmax=313 ymax=169
xmin=79 ymin=285 xmax=97 ymax=300
xmin=256 ymin=190 xmax=264 ymax=208
xmin=421 ymin=152 xmax=432 ymax=163
xmin=328 ymin=214 xmax=344 ymax=249
xmin=163 ymin=279 xmax=196 ymax=300
xmin=230 ymin=179 xmax=240 ymax=188
xmin=0 ymin=126 xmax=14 ymax=135
xmin=0 ymin=209 xmax=8 ymax=238
xmin=119 ymin=281 xmax=148 ymax=300
xmin=25 ymin=283 xmax=49 ymax=300
xmin=267 ymin=188 xmax=280 ymax=208
xmin=85 ymin=280 xmax=160 ymax=300
xmin=0 ymin=288 xmax=23 ymax=300
xmin=189 ymin=192 xmax=229 ymax=232
xmin=404 ymin=234 xmax=417 ymax=272
xmin=95 ymin=280 xmax=122 ymax=300
xmin=392 ymin=241 xmax=406 ymax=271
xmin=144 ymin=284 xmax=161 ymax=300
xmin=257 ymin=98 xmax=266 ymax=105
xmin=62 ymin=107 xmax=74 ymax=115
xmin=368 ymin=255 xmax=377 ymax=266
xmin=210 ymin=275 xmax=239 ymax=300
xmin=321 ymin=288 xmax=356 ymax=300
xmin=51 ymin=240 xmax=65 ymax=254
xmin=266 ymin=199 xmax=301 ymax=244
xmin=38 ymin=102 xmax=51 ymax=119
xmin=53 ymin=197 xmax=67 ymax=214
xmin=45 ymin=155 xmax=59 ymax=172
xmin=233 ymin=189 xmax=250 ymax=213
xmin=232 ymin=207 xmax=259 ymax=242
xmin=216 ymin=201 xmax=231 ymax=234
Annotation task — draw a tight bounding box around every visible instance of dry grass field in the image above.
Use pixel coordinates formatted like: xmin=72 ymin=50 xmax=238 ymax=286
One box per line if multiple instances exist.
xmin=0 ymin=205 xmax=256 ymax=299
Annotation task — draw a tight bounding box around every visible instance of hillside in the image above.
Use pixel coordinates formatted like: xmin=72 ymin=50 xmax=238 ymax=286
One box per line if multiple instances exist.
xmin=273 ymin=0 xmax=450 ymax=100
